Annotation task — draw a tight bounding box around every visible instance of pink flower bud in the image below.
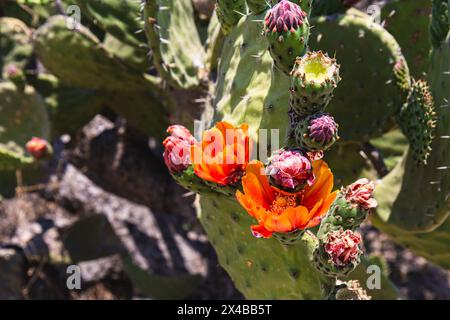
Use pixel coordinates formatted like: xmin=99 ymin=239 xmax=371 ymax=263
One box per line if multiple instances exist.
xmin=5 ymin=64 xmax=20 ymax=78
xmin=342 ymin=178 xmax=378 ymax=210
xmin=265 ymin=0 xmax=307 ymax=33
xmin=166 ymin=125 xmax=196 ymax=145
xmin=163 ymin=125 xmax=196 ymax=174
xmin=26 ymin=137 xmax=50 ymax=160
xmin=266 ymin=149 xmax=315 ymax=190
xmin=308 ymin=114 xmax=338 ymax=145
xmin=324 ymin=229 xmax=362 ymax=266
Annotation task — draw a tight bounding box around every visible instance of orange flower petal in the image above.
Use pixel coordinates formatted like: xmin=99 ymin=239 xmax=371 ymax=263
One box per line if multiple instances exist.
xmin=264 ymin=213 xmax=293 ymax=233
xmin=303 ymin=160 xmax=334 ymax=210
xmin=251 ymin=224 xmax=273 ymax=238
xmin=285 ymin=206 xmax=316 ymax=230
xmin=245 ymin=161 xmax=276 ymax=203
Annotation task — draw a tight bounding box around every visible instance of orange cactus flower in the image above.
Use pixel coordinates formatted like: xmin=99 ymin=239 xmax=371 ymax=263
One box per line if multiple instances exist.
xmin=191 ymin=122 xmax=251 ymax=186
xmin=236 ymin=159 xmax=338 ymax=238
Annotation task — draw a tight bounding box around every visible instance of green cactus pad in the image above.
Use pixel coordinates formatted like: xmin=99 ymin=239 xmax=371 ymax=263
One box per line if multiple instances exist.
xmin=324 ymin=142 xmax=376 ymax=187
xmin=430 ymin=0 xmax=450 ymax=49
xmin=103 ymin=34 xmax=149 ymax=71
xmin=309 ymin=11 xmax=410 ymax=141
xmin=382 ymin=0 xmax=432 ymax=77
xmin=143 ymin=0 xmax=206 ymax=89
xmin=198 ymin=194 xmax=329 ymax=299
xmin=273 ymin=229 xmax=305 ymax=246
xmin=0 ymin=82 xmax=50 ymax=170
xmin=213 ymin=12 xmax=289 ymax=141
xmin=216 ymin=0 xmax=247 ymax=34
xmin=374 ymin=33 xmax=450 ymax=236
xmin=32 ymin=73 xmax=104 ymax=137
xmin=311 ymin=0 xmax=353 ymax=17
xmin=205 ymin=11 xmax=225 ymax=73
xmin=71 ymin=0 xmax=146 ymax=49
xmin=34 ymin=15 xmax=160 ymax=92
xmin=370 ymin=129 xmax=408 ymax=171
xmin=290 ymin=51 xmax=341 ymax=117
xmin=397 ymin=79 xmax=437 ymax=164
xmin=247 ymin=0 xmax=270 ymax=14
xmin=0 ymin=17 xmax=33 ymax=76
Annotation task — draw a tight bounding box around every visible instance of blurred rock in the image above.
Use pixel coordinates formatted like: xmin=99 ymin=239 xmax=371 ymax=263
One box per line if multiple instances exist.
xmin=0 ymin=248 xmax=26 ymax=299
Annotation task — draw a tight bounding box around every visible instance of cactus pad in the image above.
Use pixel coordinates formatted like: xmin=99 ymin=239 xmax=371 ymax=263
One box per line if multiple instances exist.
xmin=34 ymin=15 xmax=159 ymax=92
xmin=0 ymin=82 xmax=50 ymax=170
xmin=143 ymin=0 xmax=206 ymax=88
xmin=0 ymin=17 xmax=33 ymax=76
xmin=309 ymin=11 xmax=410 ymax=141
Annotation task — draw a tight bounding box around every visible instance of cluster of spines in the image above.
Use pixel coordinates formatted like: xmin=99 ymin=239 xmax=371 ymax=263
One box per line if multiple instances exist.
xmin=397 ymin=79 xmax=437 ymax=164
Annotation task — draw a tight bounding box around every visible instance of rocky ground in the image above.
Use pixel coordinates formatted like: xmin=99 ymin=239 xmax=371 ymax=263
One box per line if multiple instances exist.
xmin=0 ymin=115 xmax=449 ymax=300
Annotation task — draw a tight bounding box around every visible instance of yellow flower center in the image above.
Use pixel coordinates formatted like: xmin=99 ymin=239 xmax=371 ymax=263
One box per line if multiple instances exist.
xmin=270 ymin=194 xmax=298 ymax=215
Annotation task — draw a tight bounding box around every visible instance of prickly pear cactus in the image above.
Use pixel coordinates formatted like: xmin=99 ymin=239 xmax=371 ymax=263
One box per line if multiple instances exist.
xmin=373 ymin=0 xmax=450 ymax=268
xmin=162 ymin=1 xmax=408 ymax=300
xmin=381 ymin=0 xmax=432 ymax=77
xmin=143 ymin=0 xmax=207 ymax=88
xmin=0 ymin=17 xmax=33 ymax=76
xmin=0 ymin=82 xmax=50 ymax=170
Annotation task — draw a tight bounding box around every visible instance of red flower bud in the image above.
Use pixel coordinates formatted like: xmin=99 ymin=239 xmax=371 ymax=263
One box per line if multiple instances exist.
xmin=163 ymin=125 xmax=196 ymax=174
xmin=26 ymin=137 xmax=50 ymax=160
xmin=266 ymin=149 xmax=315 ymax=190
xmin=324 ymin=229 xmax=362 ymax=266
xmin=342 ymin=178 xmax=378 ymax=210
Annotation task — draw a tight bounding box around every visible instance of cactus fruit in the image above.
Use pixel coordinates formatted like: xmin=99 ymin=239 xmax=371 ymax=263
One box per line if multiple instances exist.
xmin=264 ymin=0 xmax=310 ymax=75
xmin=397 ymin=79 xmax=437 ymax=164
xmin=295 ymin=113 xmax=339 ymax=151
xmin=271 ymin=0 xmax=313 ymax=16
xmin=290 ymin=51 xmax=341 ymax=117
xmin=313 ymin=229 xmax=362 ymax=277
xmin=25 ymin=137 xmax=52 ymax=160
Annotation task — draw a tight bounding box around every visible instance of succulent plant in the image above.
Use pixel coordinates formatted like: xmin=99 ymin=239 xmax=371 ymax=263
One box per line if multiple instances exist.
xmin=2 ymin=0 xmax=449 ymax=300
